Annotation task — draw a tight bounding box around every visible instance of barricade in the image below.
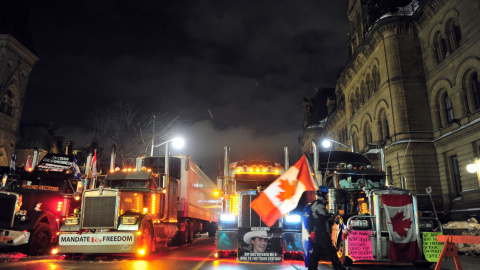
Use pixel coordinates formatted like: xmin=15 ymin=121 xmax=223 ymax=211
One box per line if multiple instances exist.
xmin=435 ymin=235 xmax=480 ymax=270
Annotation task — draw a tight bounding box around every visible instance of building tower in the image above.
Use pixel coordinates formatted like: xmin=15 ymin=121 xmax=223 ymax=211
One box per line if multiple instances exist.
xmin=0 ymin=0 xmax=38 ymax=166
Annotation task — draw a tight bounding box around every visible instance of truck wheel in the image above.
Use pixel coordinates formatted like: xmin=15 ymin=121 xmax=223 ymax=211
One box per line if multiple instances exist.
xmin=337 ymin=240 xmax=353 ymax=266
xmin=174 ymin=223 xmax=188 ymax=246
xmin=207 ymin=222 xmax=217 ymax=237
xmin=140 ymin=221 xmax=153 ymax=256
xmin=27 ymin=223 xmax=52 ymax=256
xmin=187 ymin=221 xmax=194 ymax=244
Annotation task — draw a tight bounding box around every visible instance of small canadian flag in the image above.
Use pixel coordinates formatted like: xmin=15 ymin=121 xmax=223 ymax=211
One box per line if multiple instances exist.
xmin=250 ymin=155 xmax=316 ymax=227
xmin=24 ymin=155 xmax=32 ymax=171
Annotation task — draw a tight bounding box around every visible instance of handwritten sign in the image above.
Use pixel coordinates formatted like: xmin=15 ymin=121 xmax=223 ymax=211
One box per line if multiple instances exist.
xmin=422 ymin=232 xmax=443 ymax=262
xmin=348 ymin=231 xmax=374 ymax=261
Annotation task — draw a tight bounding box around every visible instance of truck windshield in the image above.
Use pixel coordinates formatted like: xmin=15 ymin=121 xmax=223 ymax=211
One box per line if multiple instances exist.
xmin=105 ymin=180 xmax=150 ymax=189
xmin=235 ymin=174 xmax=278 ymax=191
xmin=337 ymin=173 xmax=386 ymax=189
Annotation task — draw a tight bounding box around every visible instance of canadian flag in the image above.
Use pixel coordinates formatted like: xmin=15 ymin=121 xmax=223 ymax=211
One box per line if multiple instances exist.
xmin=382 ymin=194 xmax=421 ymax=262
xmin=91 ymin=150 xmax=97 ymax=178
xmin=250 ymin=155 xmax=316 ymax=227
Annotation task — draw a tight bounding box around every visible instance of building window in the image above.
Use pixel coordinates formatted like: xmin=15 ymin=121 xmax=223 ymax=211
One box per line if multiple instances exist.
xmin=446 ymin=19 xmax=462 ymax=52
xmin=364 ymin=122 xmax=372 ymax=147
xmin=449 ymin=155 xmax=462 ymax=196
xmin=379 ymin=109 xmax=390 ymax=140
xmin=352 ymin=132 xmax=359 ymax=152
xmin=0 ymin=90 xmax=14 ymax=117
xmin=444 ymin=93 xmax=454 ymax=124
xmin=350 ymin=93 xmax=356 ymax=115
xmin=372 ymin=66 xmax=380 ymax=92
xmin=366 ymin=74 xmax=372 ymax=96
xmin=355 ymin=88 xmax=362 ymax=108
xmin=471 ymin=72 xmax=480 ymax=111
xmin=433 ymin=31 xmax=446 ymax=63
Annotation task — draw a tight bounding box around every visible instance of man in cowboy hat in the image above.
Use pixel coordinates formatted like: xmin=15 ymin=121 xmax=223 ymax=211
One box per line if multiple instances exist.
xmin=243 ymin=230 xmax=272 ymax=253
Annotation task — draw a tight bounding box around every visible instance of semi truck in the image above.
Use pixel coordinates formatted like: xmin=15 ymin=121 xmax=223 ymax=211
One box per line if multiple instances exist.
xmin=0 ymin=153 xmax=83 ymax=255
xmin=57 ymin=155 xmax=222 ymax=256
xmin=314 ymin=150 xmax=442 ymax=267
xmin=215 ymin=147 xmax=314 ymax=262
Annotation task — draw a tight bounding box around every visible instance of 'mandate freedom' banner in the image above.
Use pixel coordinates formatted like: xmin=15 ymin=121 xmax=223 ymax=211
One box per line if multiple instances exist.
xmin=59 ymin=233 xmax=135 ymax=246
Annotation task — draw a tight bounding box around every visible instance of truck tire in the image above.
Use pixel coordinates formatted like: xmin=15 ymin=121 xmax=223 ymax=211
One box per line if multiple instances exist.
xmin=174 ymin=225 xmax=188 ymax=246
xmin=336 ymin=240 xmax=353 ymax=266
xmin=187 ymin=221 xmax=194 ymax=244
xmin=27 ymin=223 xmax=52 ymax=256
xmin=140 ymin=220 xmax=153 ymax=256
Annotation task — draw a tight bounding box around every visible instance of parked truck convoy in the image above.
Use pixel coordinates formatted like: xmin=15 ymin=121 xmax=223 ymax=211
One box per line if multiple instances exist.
xmin=57 ymin=155 xmax=222 ymax=256
xmin=315 ymin=150 xmax=442 ymax=267
xmin=0 ymin=153 xmax=82 ymax=255
xmin=215 ymin=147 xmax=313 ymax=262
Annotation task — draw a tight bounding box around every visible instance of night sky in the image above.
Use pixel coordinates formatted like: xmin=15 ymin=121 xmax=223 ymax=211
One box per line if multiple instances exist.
xmin=22 ymin=0 xmax=348 ymax=178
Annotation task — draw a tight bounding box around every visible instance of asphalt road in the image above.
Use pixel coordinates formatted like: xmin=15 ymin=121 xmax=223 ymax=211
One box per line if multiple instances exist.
xmin=1 ymin=234 xmax=479 ymax=270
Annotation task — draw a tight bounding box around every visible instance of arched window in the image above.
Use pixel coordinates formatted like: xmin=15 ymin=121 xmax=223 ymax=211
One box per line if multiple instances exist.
xmin=350 ymin=93 xmax=356 ymax=115
xmin=352 ymin=132 xmax=359 ymax=152
xmin=366 ymin=74 xmax=373 ymax=95
xmin=444 ymin=93 xmax=454 ymax=124
xmin=361 ymin=81 xmax=369 ymax=101
xmin=0 ymin=90 xmax=14 ymax=117
xmin=379 ymin=109 xmax=390 ymax=141
xmin=433 ymin=31 xmax=447 ymax=63
xmin=372 ymin=66 xmax=380 ymax=92
xmin=470 ymin=72 xmax=480 ymax=111
xmin=356 ymin=87 xmax=363 ymax=107
xmin=364 ymin=122 xmax=372 ymax=147
xmin=445 ymin=18 xmax=462 ymax=52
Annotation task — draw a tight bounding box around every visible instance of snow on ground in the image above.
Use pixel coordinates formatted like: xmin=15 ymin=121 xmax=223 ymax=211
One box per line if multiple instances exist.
xmin=443 ymin=218 xmax=480 ymax=257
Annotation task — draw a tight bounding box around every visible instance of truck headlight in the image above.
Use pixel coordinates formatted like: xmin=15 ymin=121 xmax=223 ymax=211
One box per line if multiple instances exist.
xmin=64 ymin=217 xmax=79 ymax=225
xmin=122 ymin=216 xmax=138 ymax=225
xmin=219 ymin=214 xmax=236 ymax=222
xmin=350 ymin=219 xmax=369 ymax=228
xmin=285 ymin=214 xmax=301 ymax=224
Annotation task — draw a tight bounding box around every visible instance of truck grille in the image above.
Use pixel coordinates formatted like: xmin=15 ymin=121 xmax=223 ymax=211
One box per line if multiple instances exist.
xmin=82 ymin=190 xmax=118 ymax=229
xmin=239 ymin=194 xmax=280 ymax=228
xmin=0 ymin=192 xmax=17 ymax=228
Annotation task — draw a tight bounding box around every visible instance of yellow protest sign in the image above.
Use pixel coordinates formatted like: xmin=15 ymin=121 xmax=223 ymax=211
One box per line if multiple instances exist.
xmin=422 ymin=231 xmax=443 ymax=262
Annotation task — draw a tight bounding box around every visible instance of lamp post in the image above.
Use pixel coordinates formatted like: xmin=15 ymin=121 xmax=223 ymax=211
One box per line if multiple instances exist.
xmin=321 ymin=138 xmax=354 ymax=152
xmin=153 ymin=137 xmax=185 ymax=188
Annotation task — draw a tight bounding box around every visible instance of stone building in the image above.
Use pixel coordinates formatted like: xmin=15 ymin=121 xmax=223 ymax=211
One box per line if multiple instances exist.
xmin=301 ymin=0 xmax=480 ymax=219
xmin=0 ymin=0 xmax=38 ymax=167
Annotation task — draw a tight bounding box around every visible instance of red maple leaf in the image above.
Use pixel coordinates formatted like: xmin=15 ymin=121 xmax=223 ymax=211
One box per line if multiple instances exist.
xmin=388 ymin=211 xmax=412 ymax=238
xmin=275 ymin=179 xmax=296 ymax=202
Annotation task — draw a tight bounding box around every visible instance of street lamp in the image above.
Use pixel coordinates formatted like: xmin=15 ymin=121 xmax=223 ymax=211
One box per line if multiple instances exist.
xmin=467 ymin=159 xmax=478 ymax=173
xmin=467 ymin=158 xmax=480 ymax=187
xmin=321 ymin=138 xmax=354 ymax=152
xmin=153 ymin=137 xmax=185 ymax=189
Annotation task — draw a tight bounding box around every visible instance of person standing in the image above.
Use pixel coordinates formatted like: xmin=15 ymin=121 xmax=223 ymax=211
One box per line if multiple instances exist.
xmin=308 ymin=186 xmax=349 ymax=270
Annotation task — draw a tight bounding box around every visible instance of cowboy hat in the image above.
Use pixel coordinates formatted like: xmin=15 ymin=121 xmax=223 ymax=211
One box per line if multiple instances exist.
xmin=243 ymin=230 xmax=272 ymax=244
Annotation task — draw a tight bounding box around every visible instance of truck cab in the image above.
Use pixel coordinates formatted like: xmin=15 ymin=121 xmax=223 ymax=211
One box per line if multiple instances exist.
xmin=315 ymin=151 xmax=442 ymax=267
xmin=0 ymin=153 xmax=82 ymax=255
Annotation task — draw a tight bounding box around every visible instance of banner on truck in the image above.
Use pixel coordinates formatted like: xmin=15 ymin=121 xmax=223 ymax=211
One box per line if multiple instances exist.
xmin=238 ymin=227 xmax=283 ymax=262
